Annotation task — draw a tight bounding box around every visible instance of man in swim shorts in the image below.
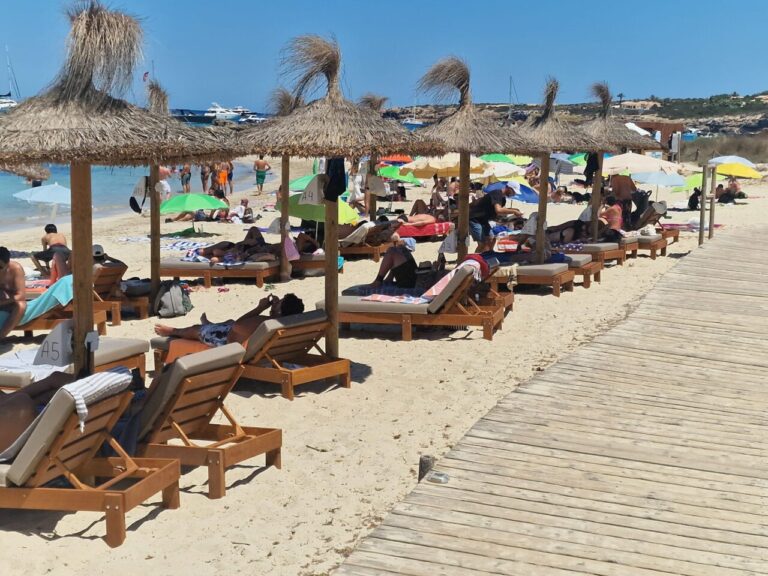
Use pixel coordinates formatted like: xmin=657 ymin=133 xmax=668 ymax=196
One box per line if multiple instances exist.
xmin=253 ymin=155 xmax=271 ymax=194
xmin=31 ymin=224 xmax=71 ymax=276
xmin=154 ymin=293 xmax=305 ymax=346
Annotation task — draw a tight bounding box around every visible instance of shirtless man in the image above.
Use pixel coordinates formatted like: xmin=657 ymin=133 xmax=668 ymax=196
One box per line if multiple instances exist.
xmin=31 ymin=224 xmax=70 ymax=276
xmin=154 ymin=293 xmax=304 ymax=347
xmin=253 ymin=155 xmax=271 ymax=194
xmin=0 ymin=247 xmax=27 ymax=339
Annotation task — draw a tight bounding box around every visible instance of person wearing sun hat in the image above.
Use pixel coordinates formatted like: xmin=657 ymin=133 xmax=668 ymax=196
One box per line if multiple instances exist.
xmin=92 ymin=244 xmax=125 ymax=268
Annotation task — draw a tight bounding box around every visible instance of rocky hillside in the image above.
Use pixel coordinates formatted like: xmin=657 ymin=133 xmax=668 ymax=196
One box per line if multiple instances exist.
xmin=385 ymin=92 xmax=768 ymax=136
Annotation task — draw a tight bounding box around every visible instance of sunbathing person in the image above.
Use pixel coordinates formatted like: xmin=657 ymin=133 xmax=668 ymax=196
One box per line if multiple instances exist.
xmin=155 ymin=293 xmax=305 ymax=346
xmin=338 ymin=219 xmax=402 ymax=246
xmin=397 ymin=212 xmax=439 ymax=226
xmin=195 ymin=227 xmax=279 ymax=263
xmin=0 ymin=247 xmax=27 ymax=339
xmin=31 ymin=224 xmax=71 ymax=276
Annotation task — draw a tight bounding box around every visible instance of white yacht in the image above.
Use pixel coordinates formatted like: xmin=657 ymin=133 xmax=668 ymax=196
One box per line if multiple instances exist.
xmin=203 ymin=102 xmax=241 ymax=121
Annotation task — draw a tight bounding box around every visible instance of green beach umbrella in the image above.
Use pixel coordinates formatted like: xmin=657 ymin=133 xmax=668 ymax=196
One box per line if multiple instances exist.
xmin=288 ymin=193 xmax=359 ymax=224
xmin=377 ymin=165 xmax=422 ymax=185
xmin=289 ymin=173 xmax=315 ymax=191
xmin=160 ymin=193 xmax=227 ymax=214
xmin=479 ymin=153 xmax=516 ymax=164
xmin=672 ymin=172 xmax=726 ymax=193
xmin=568 ymin=153 xmax=587 ymax=165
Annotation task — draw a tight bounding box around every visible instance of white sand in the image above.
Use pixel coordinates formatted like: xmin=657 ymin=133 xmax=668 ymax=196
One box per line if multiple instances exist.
xmin=0 ymin=159 xmax=765 ymax=575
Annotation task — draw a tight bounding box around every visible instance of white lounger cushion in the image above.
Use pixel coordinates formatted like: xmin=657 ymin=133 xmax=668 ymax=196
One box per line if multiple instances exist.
xmin=578 ymin=243 xmax=619 ymax=253
xmin=637 ymin=234 xmax=663 ymax=243
xmin=566 ymin=254 xmax=593 ymax=267
xmin=517 ymin=263 xmax=569 ymax=277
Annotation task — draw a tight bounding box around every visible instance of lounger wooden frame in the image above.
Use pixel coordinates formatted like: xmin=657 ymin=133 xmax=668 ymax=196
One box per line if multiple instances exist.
xmin=658 ymin=227 xmax=679 ymax=244
xmin=509 ymin=269 xmax=576 ymax=297
xmin=571 ymin=261 xmax=603 ymax=289
xmin=339 ymin=274 xmax=504 ymax=341
xmin=339 ymin=242 xmax=393 ymax=263
xmin=140 ymin=365 xmax=282 ymax=498
xmin=241 ymin=319 xmax=351 ymax=401
xmin=92 ymin=265 xmax=149 ymax=325
xmin=638 ymin=237 xmax=668 ymax=260
xmin=621 ymin=240 xmax=639 ymax=259
xmin=17 ymin=307 xmax=108 ymax=338
xmin=160 ymin=263 xmax=280 ymax=289
xmin=564 ymin=247 xmax=626 ymax=266
xmin=0 ymin=391 xmax=180 ymax=548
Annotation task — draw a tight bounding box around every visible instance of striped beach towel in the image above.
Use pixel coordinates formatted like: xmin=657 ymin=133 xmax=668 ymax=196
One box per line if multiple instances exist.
xmin=61 ymin=367 xmax=133 ymax=431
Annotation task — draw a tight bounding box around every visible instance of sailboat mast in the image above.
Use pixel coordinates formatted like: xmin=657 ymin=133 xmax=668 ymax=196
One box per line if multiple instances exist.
xmin=5 ymin=45 xmax=21 ymax=98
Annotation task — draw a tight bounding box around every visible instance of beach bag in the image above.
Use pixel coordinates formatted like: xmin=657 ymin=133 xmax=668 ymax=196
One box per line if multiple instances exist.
xmin=154 ymin=280 xmax=193 ymax=318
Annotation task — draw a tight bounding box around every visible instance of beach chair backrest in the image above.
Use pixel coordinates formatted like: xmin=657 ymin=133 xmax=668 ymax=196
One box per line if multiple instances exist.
xmin=243 ymin=310 xmax=328 ymax=363
xmin=5 ymin=390 xmax=131 ymax=487
xmin=93 ymin=264 xmax=128 ymax=299
xmin=427 ymin=267 xmax=474 ymax=314
xmin=138 ymin=343 xmax=245 ymax=442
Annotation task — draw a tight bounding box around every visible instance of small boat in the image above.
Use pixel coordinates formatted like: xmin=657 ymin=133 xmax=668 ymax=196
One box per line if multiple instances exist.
xmin=238 ymin=114 xmax=266 ymax=124
xmin=204 ymin=103 xmax=241 ymax=121
xmin=231 ymin=105 xmax=252 ymax=115
xmin=0 ymin=92 xmax=17 ymax=112
xmin=402 ymin=116 xmax=425 ymax=131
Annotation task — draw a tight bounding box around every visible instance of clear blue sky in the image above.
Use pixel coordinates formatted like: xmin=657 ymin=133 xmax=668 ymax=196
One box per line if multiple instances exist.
xmin=2 ymin=0 xmax=767 ymax=111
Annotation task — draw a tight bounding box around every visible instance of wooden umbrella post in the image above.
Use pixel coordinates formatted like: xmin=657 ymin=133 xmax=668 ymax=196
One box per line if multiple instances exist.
xmin=708 ymin=164 xmax=717 ymax=239
xmin=698 ymin=165 xmax=708 ymax=246
xmin=457 ymin=151 xmax=470 ymax=261
xmin=324 ymin=196 xmax=339 ymax=359
xmin=279 ymin=154 xmax=291 ymax=282
xmin=368 ymin=153 xmax=378 ymax=220
xmin=535 ymin=154 xmax=550 ymax=264
xmin=149 ymin=165 xmax=160 ymax=310
xmin=590 ymin=152 xmax=604 ymax=241
xmin=70 ymin=162 xmax=95 ymax=375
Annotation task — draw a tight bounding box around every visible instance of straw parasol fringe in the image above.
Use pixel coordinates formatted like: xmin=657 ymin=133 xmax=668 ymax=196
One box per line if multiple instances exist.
xmin=519 ymin=77 xmax=603 ymax=152
xmin=58 ymin=0 xmax=142 ymax=104
xmin=269 ymin=87 xmax=302 ymax=117
xmin=0 ymin=163 xmax=51 ymax=181
xmin=243 ymin=36 xmax=442 ymax=158
xmin=416 ymin=58 xmax=535 ymax=155
xmin=282 ymin=34 xmax=342 ymax=103
xmin=147 ymin=80 xmax=169 ymax=115
xmin=358 ymin=93 xmax=388 ymax=113
xmin=580 ymin=82 xmax=662 ymax=151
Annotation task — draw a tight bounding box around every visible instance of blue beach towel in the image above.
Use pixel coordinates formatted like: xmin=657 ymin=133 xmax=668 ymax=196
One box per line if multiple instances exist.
xmin=20 ymin=275 xmax=74 ymax=325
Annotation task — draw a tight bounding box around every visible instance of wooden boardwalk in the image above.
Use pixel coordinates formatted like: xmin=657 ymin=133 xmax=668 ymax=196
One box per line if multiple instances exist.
xmin=336 ymin=227 xmax=768 ymax=576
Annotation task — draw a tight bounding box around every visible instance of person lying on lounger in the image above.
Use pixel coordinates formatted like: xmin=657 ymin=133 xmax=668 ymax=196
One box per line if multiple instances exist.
xmin=337 ymin=219 xmax=402 ymax=247
xmin=155 ymin=293 xmax=305 ymax=347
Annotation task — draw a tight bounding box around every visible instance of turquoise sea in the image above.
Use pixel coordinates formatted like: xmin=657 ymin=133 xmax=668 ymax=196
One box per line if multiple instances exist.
xmin=0 ymin=161 xmax=263 ymax=231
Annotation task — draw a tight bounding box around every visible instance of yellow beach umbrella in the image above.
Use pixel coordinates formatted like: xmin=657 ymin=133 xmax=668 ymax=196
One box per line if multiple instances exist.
xmin=400 ymin=153 xmax=487 ymax=178
xmin=716 ymin=162 xmax=761 ymax=179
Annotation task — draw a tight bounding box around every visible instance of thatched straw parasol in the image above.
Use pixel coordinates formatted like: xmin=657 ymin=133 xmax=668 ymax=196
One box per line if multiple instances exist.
xmin=581 ymin=82 xmax=663 ymax=240
xmin=0 ymin=1 xmax=233 ymax=373
xmin=416 ymin=56 xmax=536 ymax=259
xmin=358 ymin=93 xmax=389 ymax=113
xmin=0 ymin=163 xmax=51 ymax=181
xmin=240 ymin=35 xmax=441 ymax=357
xmin=518 ymin=79 xmax=605 ymax=263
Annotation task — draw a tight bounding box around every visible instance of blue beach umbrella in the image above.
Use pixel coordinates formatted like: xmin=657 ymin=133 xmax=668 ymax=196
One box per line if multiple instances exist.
xmin=13 ymin=182 xmax=72 ymax=206
xmin=708 ymin=155 xmax=756 ymax=169
xmin=484 ymin=181 xmax=539 ymax=204
xmin=631 ymin=172 xmax=685 ymax=187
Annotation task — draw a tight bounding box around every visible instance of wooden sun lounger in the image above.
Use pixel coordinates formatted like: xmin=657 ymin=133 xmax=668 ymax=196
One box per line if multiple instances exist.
xmin=92 ymin=264 xmax=149 ymax=325
xmin=562 ymin=253 xmax=603 ymax=289
xmin=619 ymin=237 xmax=639 ymax=259
xmin=160 ymin=259 xmax=280 ymax=288
xmin=332 ymin=268 xmax=504 ymax=341
xmin=659 ymin=227 xmax=679 ymax=244
xmin=636 ymin=234 xmax=668 ymax=259
xmin=339 ymin=241 xmax=393 ymax=263
xmin=0 ymin=388 xmax=180 ymax=548
xmin=489 ymin=263 xmax=576 ymax=297
xmin=16 ymin=307 xmax=108 ymax=338
xmin=563 ymin=242 xmax=626 ymax=266
xmin=138 ymin=344 xmax=282 ymax=498
xmin=150 ymin=311 xmax=351 ymax=401
xmin=290 ymin=254 xmax=344 ymax=275
xmin=240 ymin=312 xmax=351 ymax=401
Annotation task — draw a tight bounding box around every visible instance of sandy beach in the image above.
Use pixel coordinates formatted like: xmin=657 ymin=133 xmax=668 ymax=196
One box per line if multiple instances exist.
xmin=0 ymin=157 xmax=766 ymax=576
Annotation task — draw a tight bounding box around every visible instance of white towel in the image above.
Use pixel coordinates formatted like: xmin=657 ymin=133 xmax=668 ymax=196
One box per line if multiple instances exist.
xmin=61 ymin=368 xmax=133 ymax=431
